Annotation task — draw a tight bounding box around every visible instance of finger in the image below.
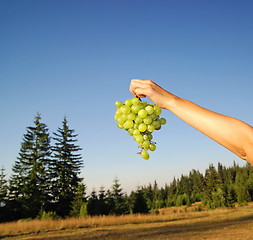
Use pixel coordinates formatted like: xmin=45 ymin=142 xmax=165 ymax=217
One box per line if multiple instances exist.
xmin=130 ymin=79 xmax=154 ymax=98
xmin=131 ymin=79 xmax=150 ymax=88
xmin=129 ymin=84 xmax=136 ymax=96
xmin=135 ymin=88 xmax=147 ymax=98
xmin=130 ymin=79 xmax=144 ymax=96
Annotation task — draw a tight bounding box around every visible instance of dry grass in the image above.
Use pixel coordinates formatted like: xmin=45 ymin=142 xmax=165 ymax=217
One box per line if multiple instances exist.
xmin=1 ymin=203 xmax=253 ymax=240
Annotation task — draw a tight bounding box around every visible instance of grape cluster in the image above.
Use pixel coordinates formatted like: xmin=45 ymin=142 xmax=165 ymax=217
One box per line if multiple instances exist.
xmin=114 ymin=97 xmax=167 ymax=160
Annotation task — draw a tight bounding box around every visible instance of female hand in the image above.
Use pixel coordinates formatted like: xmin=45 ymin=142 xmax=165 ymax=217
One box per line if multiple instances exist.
xmin=129 ymin=79 xmax=176 ymax=110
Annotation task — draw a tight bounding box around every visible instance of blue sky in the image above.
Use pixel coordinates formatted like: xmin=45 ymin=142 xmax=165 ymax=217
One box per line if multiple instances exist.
xmin=1 ymin=0 xmax=253 ymax=193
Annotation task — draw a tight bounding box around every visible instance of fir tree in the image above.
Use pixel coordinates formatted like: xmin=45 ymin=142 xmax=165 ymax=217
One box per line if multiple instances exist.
xmin=110 ymin=178 xmax=129 ymax=215
xmin=105 ymin=189 xmax=114 ymax=214
xmin=203 ymin=164 xmax=219 ymax=208
xmin=131 ymin=188 xmax=149 ymax=214
xmin=87 ymin=189 xmax=99 ymax=216
xmin=235 ymin=168 xmax=251 ymax=205
xmin=0 ymin=167 xmax=8 ymax=222
xmin=9 ymin=113 xmax=51 ymax=219
xmin=245 ymin=164 xmax=253 ymax=200
xmin=0 ymin=167 xmax=7 ymax=207
xmin=143 ymin=183 xmax=154 ymax=209
xmin=151 ymin=181 xmax=161 ymax=210
xmin=70 ymin=181 xmax=87 ymax=217
xmin=189 ymin=169 xmax=205 ymax=203
xmin=166 ymin=178 xmax=177 ymax=207
xmin=97 ymin=186 xmax=111 ymax=215
xmin=51 ymin=117 xmax=83 ymax=217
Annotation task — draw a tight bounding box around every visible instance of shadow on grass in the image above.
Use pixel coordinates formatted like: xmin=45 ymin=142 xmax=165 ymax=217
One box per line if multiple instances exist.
xmin=20 ymin=213 xmax=253 ymax=240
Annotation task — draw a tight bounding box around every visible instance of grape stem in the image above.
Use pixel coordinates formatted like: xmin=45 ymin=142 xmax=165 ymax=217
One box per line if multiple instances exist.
xmin=135 ymin=95 xmax=142 ymax=102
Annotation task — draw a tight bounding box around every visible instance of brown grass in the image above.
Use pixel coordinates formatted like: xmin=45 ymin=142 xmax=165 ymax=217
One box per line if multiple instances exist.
xmin=1 ymin=203 xmax=253 ymax=240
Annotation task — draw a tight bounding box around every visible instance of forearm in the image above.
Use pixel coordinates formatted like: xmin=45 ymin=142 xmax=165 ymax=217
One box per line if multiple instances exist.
xmin=130 ymin=79 xmax=253 ymax=164
xmin=166 ymin=97 xmax=253 ymax=164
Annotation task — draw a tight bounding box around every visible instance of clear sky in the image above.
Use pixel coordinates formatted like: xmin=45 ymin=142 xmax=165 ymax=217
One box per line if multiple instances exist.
xmin=1 ymin=0 xmax=253 ymax=194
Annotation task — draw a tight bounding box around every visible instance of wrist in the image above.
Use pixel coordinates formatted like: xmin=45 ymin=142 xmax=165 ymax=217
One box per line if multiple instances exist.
xmin=163 ymin=93 xmax=180 ymax=111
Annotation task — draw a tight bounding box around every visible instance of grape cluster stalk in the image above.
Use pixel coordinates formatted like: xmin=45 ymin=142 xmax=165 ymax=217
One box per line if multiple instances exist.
xmin=114 ymin=97 xmax=167 ymax=160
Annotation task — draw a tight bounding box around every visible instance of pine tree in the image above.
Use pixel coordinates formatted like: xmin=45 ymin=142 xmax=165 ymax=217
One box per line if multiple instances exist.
xmin=98 ymin=186 xmax=111 ymax=215
xmin=166 ymin=178 xmax=177 ymax=207
xmin=110 ymin=178 xmax=129 ymax=215
xmin=0 ymin=167 xmax=7 ymax=206
xmin=142 ymin=183 xmax=154 ymax=209
xmin=189 ymin=169 xmax=205 ymax=203
xmin=151 ymin=180 xmax=161 ymax=210
xmin=0 ymin=167 xmax=8 ymax=222
xmin=131 ymin=188 xmax=149 ymax=214
xmin=245 ymin=164 xmax=253 ymax=200
xmin=203 ymin=164 xmax=219 ymax=208
xmin=105 ymin=189 xmax=114 ymax=214
xmin=9 ymin=113 xmax=52 ymax=219
xmin=70 ymin=181 xmax=87 ymax=217
xmin=87 ymin=189 xmax=99 ymax=216
xmin=51 ymin=117 xmax=83 ymax=217
xmin=235 ymin=168 xmax=251 ymax=205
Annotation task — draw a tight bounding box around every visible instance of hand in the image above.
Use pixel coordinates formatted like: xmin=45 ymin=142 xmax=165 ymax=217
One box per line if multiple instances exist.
xmin=129 ymin=79 xmax=176 ymax=109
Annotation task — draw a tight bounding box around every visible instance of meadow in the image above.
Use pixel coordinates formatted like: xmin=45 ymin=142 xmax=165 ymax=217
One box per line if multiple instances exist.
xmin=1 ymin=203 xmax=253 ymax=240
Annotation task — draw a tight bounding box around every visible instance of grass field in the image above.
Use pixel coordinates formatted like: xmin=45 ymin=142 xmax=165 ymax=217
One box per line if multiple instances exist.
xmin=1 ymin=203 xmax=253 ymax=240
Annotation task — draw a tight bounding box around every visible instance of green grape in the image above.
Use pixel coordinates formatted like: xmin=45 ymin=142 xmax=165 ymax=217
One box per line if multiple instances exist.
xmin=128 ymin=128 xmax=134 ymax=136
xmin=160 ymin=118 xmax=167 ymax=125
xmin=155 ymin=125 xmax=161 ymax=130
xmin=131 ymin=104 xmax=140 ymax=113
xmin=139 ymin=102 xmax=146 ymax=109
xmin=145 ymin=105 xmax=154 ymax=115
xmin=149 ymin=143 xmax=156 ymax=151
xmin=135 ymin=116 xmax=143 ymax=124
xmin=141 ymin=150 xmax=150 ymax=160
xmin=142 ymin=140 xmax=150 ymax=150
xmin=147 ymin=124 xmax=155 ymax=133
xmin=133 ymin=123 xmax=139 ymax=129
xmin=125 ymin=99 xmax=132 ymax=106
xmin=138 ymin=123 xmax=147 ymax=132
xmin=154 ymin=105 xmax=162 ymax=115
xmin=120 ymin=105 xmax=131 ymax=114
xmin=121 ymin=114 xmax=128 ymax=121
xmin=131 ymin=97 xmax=139 ymax=105
xmin=133 ymin=129 xmax=140 ymax=135
xmin=115 ymin=101 xmax=123 ymax=108
xmin=124 ymin=120 xmax=134 ymax=129
xmin=143 ymin=134 xmax=149 ymax=140
xmin=138 ymin=109 xmax=148 ymax=118
xmin=134 ymin=134 xmax=143 ymax=143
xmin=143 ymin=116 xmax=152 ymax=125
xmin=127 ymin=113 xmax=136 ymax=120
xmin=115 ymin=109 xmax=122 ymax=117
xmin=117 ymin=117 xmax=125 ymax=125
xmin=117 ymin=124 xmax=124 ymax=129
xmin=149 ymin=113 xmax=157 ymax=120
xmin=153 ymin=120 xmax=161 ymax=130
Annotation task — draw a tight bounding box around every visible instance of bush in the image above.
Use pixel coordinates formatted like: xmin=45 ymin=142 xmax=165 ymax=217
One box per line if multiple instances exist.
xmin=38 ymin=210 xmax=58 ymax=220
xmin=79 ymin=203 xmax=88 ymax=218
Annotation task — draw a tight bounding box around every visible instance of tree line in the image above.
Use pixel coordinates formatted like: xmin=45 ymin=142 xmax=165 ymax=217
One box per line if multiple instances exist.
xmin=1 ymin=114 xmax=253 ymax=222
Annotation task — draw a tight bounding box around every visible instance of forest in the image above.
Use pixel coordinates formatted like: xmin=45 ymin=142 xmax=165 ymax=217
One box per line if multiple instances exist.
xmin=1 ymin=113 xmax=253 ymax=223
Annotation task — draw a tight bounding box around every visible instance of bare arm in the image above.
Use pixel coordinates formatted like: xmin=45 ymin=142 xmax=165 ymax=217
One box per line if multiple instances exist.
xmin=130 ymin=79 xmax=253 ymax=165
